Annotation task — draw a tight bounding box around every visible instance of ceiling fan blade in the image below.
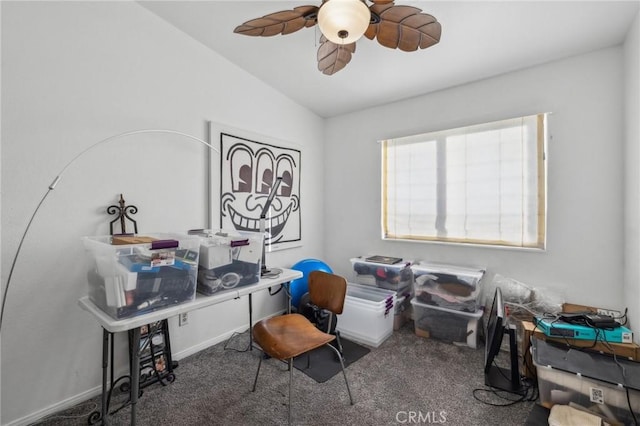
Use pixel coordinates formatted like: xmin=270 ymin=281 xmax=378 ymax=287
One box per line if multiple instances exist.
xmin=365 ymin=4 xmax=441 ymax=51
xmin=317 ymin=35 xmax=356 ymax=76
xmin=234 ymin=6 xmax=319 ymax=37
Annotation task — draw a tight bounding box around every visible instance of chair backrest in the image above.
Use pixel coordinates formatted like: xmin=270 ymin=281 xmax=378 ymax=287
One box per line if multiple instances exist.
xmin=289 ymin=258 xmax=333 ymax=309
xmin=308 ymin=270 xmax=347 ymax=315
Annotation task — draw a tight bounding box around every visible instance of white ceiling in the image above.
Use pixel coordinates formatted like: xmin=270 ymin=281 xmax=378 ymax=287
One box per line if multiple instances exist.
xmin=140 ymin=1 xmax=640 ymax=118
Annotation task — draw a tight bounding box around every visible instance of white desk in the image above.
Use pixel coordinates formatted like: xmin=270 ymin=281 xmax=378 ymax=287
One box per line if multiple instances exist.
xmin=78 ymin=268 xmax=303 ymax=425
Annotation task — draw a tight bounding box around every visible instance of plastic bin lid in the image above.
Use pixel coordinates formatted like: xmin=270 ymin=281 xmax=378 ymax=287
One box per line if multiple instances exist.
xmin=411 ymin=262 xmax=485 ymax=277
xmin=347 ymin=282 xmax=397 ymax=294
xmin=350 ymin=257 xmax=413 ymax=268
xmin=410 ymin=298 xmax=483 ymax=318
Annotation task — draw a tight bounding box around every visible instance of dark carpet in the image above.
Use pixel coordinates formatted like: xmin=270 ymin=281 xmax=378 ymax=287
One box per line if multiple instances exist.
xmin=293 ymin=338 xmax=371 ymax=383
xmin=32 ymin=321 xmax=539 ymax=426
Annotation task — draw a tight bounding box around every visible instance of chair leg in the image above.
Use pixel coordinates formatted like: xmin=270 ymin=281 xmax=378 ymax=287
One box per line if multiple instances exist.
xmin=335 ymin=330 xmax=344 ymax=355
xmin=252 ymin=354 xmax=263 ymax=392
xmin=325 ymin=343 xmax=354 ymax=405
xmin=288 ymin=358 xmax=293 ymax=425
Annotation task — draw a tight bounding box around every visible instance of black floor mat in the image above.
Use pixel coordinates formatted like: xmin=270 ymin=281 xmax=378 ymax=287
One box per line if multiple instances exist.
xmin=293 ymin=338 xmax=370 ymax=383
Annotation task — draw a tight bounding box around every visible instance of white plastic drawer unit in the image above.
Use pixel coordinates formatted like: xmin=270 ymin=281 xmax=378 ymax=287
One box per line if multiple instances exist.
xmin=336 ymin=283 xmax=397 ymax=348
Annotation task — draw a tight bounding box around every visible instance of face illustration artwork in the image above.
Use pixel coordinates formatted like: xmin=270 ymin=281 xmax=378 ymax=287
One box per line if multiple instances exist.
xmin=220 ymin=137 xmax=301 ymax=245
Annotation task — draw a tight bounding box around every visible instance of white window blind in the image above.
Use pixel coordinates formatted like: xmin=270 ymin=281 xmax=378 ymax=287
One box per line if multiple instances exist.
xmin=382 ymin=113 xmax=547 ymax=249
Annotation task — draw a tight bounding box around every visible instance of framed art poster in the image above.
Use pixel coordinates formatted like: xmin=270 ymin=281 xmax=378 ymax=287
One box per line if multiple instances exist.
xmin=213 ymin=126 xmax=302 ymax=252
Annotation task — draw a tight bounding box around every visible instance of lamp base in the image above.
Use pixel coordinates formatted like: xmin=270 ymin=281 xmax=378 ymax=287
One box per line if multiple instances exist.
xmin=261 ymin=266 xmax=283 ymax=278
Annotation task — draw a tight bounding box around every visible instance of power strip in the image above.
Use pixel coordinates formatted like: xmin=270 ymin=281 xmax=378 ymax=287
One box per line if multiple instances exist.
xmin=597 ymin=308 xmax=622 ymax=318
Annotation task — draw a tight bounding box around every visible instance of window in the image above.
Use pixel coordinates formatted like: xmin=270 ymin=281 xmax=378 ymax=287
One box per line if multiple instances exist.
xmin=382 ymin=113 xmax=547 ymax=249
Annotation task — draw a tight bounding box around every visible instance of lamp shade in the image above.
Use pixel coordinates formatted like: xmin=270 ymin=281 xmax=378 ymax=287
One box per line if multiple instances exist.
xmin=318 ymin=0 xmax=371 ymax=44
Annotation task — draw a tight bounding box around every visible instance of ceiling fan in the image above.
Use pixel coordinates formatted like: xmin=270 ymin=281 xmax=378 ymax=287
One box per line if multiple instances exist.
xmin=233 ymin=0 xmax=442 ymax=76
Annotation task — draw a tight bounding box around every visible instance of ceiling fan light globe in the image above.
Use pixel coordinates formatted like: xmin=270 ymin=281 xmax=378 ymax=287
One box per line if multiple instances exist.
xmin=318 ymin=0 xmax=370 ymax=44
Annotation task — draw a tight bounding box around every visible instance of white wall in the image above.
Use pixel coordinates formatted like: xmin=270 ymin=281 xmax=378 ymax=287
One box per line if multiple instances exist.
xmin=325 ymin=47 xmax=626 ymax=312
xmin=1 ymin=1 xmax=638 ymax=424
xmin=624 ymin=12 xmax=640 ymax=338
xmin=0 ymin=1 xmax=3 ymax=416
xmin=0 ymin=2 xmax=324 ymax=425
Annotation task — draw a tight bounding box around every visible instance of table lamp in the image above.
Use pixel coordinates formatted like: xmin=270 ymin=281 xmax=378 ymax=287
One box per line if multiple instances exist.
xmin=260 ymin=176 xmax=283 ymax=277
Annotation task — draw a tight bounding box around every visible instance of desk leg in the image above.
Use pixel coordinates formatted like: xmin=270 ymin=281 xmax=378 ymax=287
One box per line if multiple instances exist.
xmin=248 ymin=293 xmax=253 ymax=351
xmin=102 ymin=328 xmax=109 ymax=425
xmin=110 ymin=332 xmax=115 ymax=394
xmin=130 ymin=327 xmax=141 ymax=426
xmin=88 ymin=329 xmax=112 ymax=425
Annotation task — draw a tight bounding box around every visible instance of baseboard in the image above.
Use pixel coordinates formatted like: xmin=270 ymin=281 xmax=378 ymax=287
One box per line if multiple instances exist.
xmin=172 ymin=309 xmax=286 ymax=360
xmin=172 ymin=325 xmax=249 ymax=360
xmin=5 ymin=386 xmax=103 ymax=426
xmin=10 ymin=309 xmax=287 ymax=426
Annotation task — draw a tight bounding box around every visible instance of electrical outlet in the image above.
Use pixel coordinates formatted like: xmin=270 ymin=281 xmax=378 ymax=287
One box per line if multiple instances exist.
xmin=179 ymin=312 xmax=189 ymax=327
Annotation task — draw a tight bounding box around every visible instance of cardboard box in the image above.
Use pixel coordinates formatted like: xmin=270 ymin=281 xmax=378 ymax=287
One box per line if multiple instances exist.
xmin=414 ymin=327 xmax=430 ymax=339
xmin=562 ymin=302 xmax=622 ymax=317
xmin=517 ymin=320 xmax=539 ymax=379
xmin=394 ymin=294 xmax=412 ymax=331
xmin=111 ymin=235 xmax=157 ymax=245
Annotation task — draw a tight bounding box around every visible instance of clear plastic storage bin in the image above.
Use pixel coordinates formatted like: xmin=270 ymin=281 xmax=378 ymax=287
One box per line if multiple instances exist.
xmin=83 ymin=233 xmax=200 ymax=319
xmin=188 ymin=229 xmax=263 ymax=295
xmin=532 ymin=338 xmax=640 ymax=424
xmin=350 ymin=256 xmax=413 ymax=291
xmin=337 ymin=283 xmax=397 ymax=347
xmin=411 ymin=262 xmax=485 ymax=313
xmin=411 ymin=299 xmax=482 ymax=348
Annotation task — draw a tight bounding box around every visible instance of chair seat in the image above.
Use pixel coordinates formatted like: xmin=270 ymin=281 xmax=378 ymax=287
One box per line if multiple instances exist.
xmin=254 ymin=313 xmax=335 ymax=360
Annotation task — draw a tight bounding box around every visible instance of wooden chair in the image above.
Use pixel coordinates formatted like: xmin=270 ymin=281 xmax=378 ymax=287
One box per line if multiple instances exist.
xmin=251 ymin=270 xmax=354 ymax=424
xmin=300 ymin=270 xmax=346 ymax=356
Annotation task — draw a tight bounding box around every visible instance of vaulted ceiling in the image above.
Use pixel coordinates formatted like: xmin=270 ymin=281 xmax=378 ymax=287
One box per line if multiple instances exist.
xmin=140 ymin=1 xmax=640 ymax=118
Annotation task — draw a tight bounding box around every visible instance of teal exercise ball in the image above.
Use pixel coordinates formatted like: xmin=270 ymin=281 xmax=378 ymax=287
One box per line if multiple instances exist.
xmin=290 ymin=259 xmax=333 ymax=309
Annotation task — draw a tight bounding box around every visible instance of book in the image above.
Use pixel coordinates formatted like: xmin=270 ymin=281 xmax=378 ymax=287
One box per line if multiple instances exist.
xmin=365 ymin=255 xmax=403 ymax=265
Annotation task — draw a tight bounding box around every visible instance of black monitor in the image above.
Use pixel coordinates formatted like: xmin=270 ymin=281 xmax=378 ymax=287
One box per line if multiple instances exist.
xmin=484 ymin=287 xmax=525 ymax=394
